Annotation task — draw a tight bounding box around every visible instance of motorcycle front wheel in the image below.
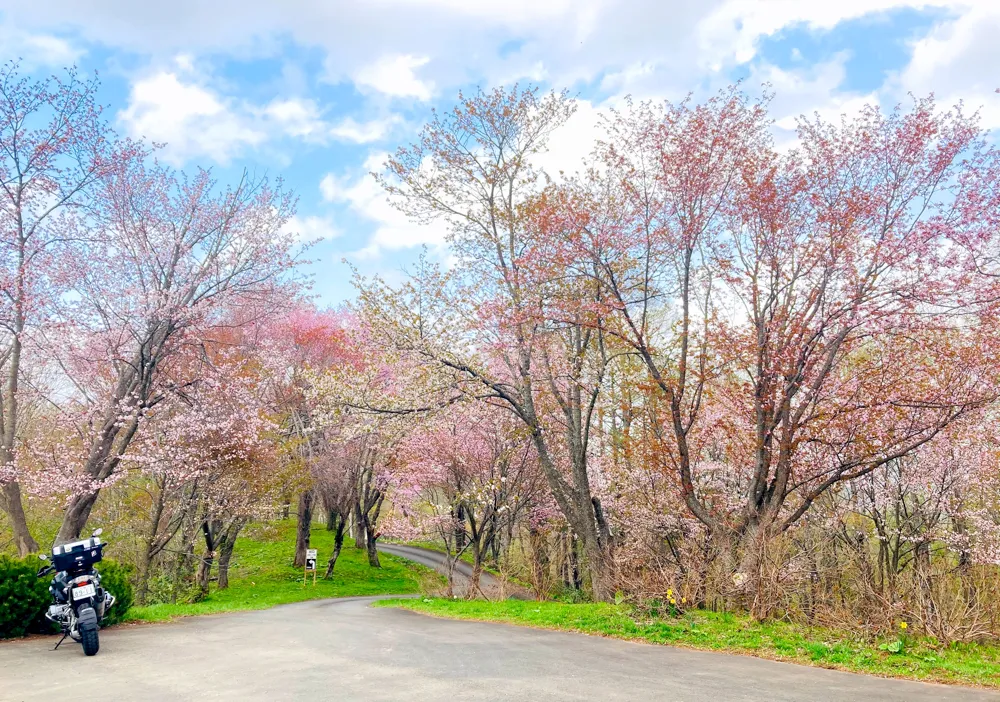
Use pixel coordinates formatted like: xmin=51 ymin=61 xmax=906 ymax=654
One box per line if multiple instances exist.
xmin=78 ymin=605 xmax=100 ymax=656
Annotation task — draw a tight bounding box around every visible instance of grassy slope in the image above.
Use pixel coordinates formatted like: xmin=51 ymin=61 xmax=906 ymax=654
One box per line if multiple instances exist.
xmin=376 ymin=598 xmax=1000 ymax=689
xmin=127 ymin=522 xmax=440 ymax=623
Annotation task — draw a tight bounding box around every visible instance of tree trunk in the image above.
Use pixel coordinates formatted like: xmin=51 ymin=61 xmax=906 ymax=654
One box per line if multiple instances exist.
xmin=468 ymin=541 xmax=483 ymax=599
xmin=365 ymin=528 xmax=380 ymax=568
xmin=196 ymin=520 xmax=220 ymax=600
xmin=137 ymin=486 xmax=167 ymax=605
xmin=217 ymin=543 xmax=234 ymax=590
xmin=914 ymin=540 xmax=938 ymax=635
xmin=216 ymin=520 xmax=244 ymax=590
xmin=171 ymin=511 xmax=201 ymax=604
xmin=293 ymin=489 xmax=314 ymax=567
xmin=352 ymin=499 xmax=365 ymax=548
xmin=454 ymin=504 xmax=466 ymax=552
xmin=568 ymin=532 xmax=581 ymax=590
xmin=528 ymin=526 xmax=549 ymax=601
xmin=361 ymin=505 xmax=381 ymax=568
xmin=56 ymin=488 xmax=101 ymax=544
xmin=324 ymin=513 xmax=346 ymax=578
xmin=586 ymin=549 xmax=613 ymax=602
xmin=0 ymin=481 xmax=38 ymax=555
xmin=1 ymin=297 xmax=39 ymax=556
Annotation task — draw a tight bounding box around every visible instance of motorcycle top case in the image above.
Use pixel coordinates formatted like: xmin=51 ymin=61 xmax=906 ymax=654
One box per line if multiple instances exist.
xmin=51 ymin=537 xmax=105 ymax=572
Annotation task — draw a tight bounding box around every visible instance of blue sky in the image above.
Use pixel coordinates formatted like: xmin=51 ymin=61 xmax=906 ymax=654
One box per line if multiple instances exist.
xmin=1 ymin=0 xmax=997 ymax=305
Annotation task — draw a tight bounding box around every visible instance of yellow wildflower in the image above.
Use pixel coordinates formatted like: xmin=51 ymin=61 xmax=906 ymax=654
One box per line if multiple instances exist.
xmin=669 ymin=598 xmax=676 ymax=605
xmin=681 ymin=597 xmax=687 ymax=604
xmin=899 ymin=621 xmax=908 ymax=630
xmin=667 ymin=589 xmax=673 ymax=597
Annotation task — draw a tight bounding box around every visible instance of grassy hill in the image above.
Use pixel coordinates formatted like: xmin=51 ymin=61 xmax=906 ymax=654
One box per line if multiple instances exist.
xmin=128 ymin=521 xmax=441 ymax=623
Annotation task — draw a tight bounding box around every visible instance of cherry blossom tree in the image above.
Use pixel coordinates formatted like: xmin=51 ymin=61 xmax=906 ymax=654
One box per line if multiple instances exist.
xmin=306 ymin=323 xmax=423 ymax=569
xmin=0 ymin=63 xmax=140 ymax=554
xmin=395 ymin=402 xmax=544 ymax=596
xmin=547 ymin=89 xmax=1000 ymax=552
xmin=360 ymin=86 xmax=620 ymax=599
xmin=46 ymin=157 xmax=300 ymax=543
xmin=262 ymin=304 xmax=352 ymax=567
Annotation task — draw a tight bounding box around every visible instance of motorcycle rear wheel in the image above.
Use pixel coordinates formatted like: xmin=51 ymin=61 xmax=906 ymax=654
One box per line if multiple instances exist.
xmin=78 ymin=606 xmax=100 ymax=656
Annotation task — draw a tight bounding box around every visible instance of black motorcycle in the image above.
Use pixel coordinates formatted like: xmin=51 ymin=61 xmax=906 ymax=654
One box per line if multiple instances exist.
xmin=36 ymin=529 xmax=115 ymax=656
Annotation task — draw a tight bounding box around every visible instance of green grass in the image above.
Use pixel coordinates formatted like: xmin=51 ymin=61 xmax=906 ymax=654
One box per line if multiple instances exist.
xmin=376 ymin=598 xmax=1000 ymax=689
xmin=126 ymin=521 xmax=441 ymax=623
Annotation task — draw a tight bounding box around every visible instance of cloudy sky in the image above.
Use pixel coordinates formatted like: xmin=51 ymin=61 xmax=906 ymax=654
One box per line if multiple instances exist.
xmin=1 ymin=0 xmax=997 ymax=303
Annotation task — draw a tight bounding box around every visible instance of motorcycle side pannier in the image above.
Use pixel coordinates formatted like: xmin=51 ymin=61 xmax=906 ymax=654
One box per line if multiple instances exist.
xmin=51 ymin=538 xmax=105 ymax=572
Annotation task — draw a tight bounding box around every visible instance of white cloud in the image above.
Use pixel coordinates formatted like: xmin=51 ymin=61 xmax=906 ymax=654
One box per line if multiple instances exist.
xmin=119 ymin=71 xmax=266 ymax=165
xmin=120 ymin=70 xmax=402 ymax=163
xmin=750 ymin=55 xmax=876 ymax=148
xmin=893 ymin=2 xmax=1000 ymax=126
xmin=281 ymin=214 xmax=341 ymax=242
xmin=263 ymin=98 xmax=327 ymax=139
xmin=329 ymin=115 xmax=402 ymax=144
xmin=322 ymin=152 xmax=450 ymax=259
xmin=533 ymin=98 xmax=606 ymax=177
xmin=696 ymin=0 xmax=946 ymax=70
xmin=0 ymin=27 xmax=83 ymax=68
xmin=353 ymin=54 xmax=434 ymax=101
xmin=4 ymin=0 xmax=986 ymax=111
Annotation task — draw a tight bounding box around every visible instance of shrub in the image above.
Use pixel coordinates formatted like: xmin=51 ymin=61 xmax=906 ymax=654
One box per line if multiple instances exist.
xmin=0 ymin=555 xmax=51 ymax=639
xmin=97 ymin=559 xmax=134 ymax=625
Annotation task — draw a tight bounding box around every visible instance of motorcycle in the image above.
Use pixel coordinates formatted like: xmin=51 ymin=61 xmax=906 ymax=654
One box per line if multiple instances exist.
xmin=36 ymin=528 xmax=115 ymax=656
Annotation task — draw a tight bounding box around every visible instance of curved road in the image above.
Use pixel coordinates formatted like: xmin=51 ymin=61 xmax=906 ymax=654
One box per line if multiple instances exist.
xmin=1 ymin=596 xmax=995 ymax=701
xmin=377 ymin=542 xmax=525 ymax=598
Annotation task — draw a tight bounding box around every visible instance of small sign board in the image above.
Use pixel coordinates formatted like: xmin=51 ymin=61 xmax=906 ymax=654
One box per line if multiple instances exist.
xmin=304 ymin=549 xmax=318 ymax=585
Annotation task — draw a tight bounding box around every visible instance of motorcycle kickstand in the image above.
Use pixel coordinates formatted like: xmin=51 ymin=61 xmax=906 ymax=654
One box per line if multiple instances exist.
xmin=52 ymin=632 xmax=69 ymax=651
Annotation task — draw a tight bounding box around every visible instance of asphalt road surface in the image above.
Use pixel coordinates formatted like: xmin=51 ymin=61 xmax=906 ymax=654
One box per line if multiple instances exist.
xmin=1 ymin=596 xmax=996 ymax=701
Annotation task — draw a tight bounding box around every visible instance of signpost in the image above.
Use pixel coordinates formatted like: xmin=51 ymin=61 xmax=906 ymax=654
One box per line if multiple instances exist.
xmin=304 ymin=549 xmax=318 ymax=586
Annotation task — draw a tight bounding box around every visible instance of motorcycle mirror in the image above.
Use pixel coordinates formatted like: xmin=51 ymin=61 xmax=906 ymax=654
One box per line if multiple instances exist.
xmin=38 ymin=554 xmax=48 ymax=561
xmin=92 ymin=528 xmax=103 ymax=537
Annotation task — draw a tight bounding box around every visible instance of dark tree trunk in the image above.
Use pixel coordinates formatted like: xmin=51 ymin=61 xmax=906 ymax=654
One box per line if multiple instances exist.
xmin=217 ymin=544 xmax=234 ymax=590
xmin=196 ymin=519 xmax=221 ymax=600
xmin=324 ymin=513 xmax=347 ymax=578
xmin=454 ymin=504 xmax=466 ymax=552
xmin=294 ymin=489 xmax=314 ymax=567
xmin=1 ymin=481 xmax=38 ymax=555
xmin=352 ymin=499 xmax=365 ymax=548
xmin=365 ymin=529 xmax=380 ymax=568
xmin=56 ymin=490 xmax=101 ymax=544
xmin=216 ymin=520 xmax=244 ymax=590
xmin=360 ymin=489 xmax=384 ymax=568
xmin=55 ymin=397 xmax=144 ymax=544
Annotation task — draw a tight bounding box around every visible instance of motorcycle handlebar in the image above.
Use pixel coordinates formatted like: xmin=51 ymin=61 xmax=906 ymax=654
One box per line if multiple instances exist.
xmin=36 ymin=564 xmax=55 ymax=578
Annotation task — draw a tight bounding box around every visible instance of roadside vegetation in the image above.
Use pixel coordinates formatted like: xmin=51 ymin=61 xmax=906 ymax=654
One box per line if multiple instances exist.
xmin=379 ymin=598 xmax=1000 ymax=689
xmin=126 ymin=522 xmax=439 ymax=623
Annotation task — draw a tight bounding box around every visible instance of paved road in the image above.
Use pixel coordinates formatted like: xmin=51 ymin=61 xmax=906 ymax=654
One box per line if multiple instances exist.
xmin=1 ymin=596 xmax=995 ymax=701
xmin=377 ymin=542 xmax=526 ymax=598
